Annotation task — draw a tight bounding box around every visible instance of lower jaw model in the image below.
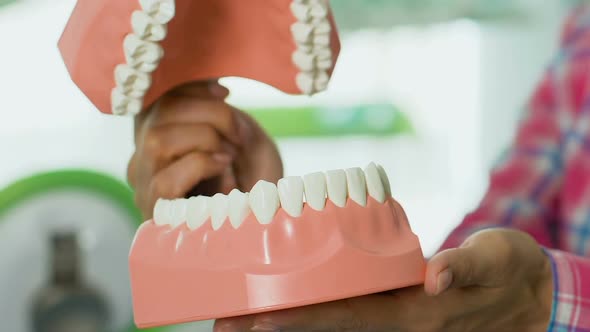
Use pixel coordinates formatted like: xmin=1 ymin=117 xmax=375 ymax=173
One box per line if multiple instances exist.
xmin=129 ymin=162 xmax=426 ymax=328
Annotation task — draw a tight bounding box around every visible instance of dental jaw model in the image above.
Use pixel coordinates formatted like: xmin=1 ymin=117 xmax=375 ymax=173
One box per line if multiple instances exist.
xmin=129 ymin=163 xmax=426 ymax=328
xmin=58 ymin=0 xmax=341 ymax=116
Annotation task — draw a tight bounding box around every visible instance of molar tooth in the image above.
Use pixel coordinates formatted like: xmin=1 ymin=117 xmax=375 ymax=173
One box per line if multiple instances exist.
xmin=376 ymin=164 xmax=392 ymax=197
xmin=114 ymin=64 xmax=151 ymax=92
xmin=249 ymin=180 xmax=280 ymax=225
xmin=292 ymin=50 xmax=316 ymax=72
xmin=325 ymin=169 xmax=347 ymax=208
xmin=364 ymin=162 xmax=386 ymax=203
xmin=296 ymin=72 xmax=315 ymax=95
xmin=290 ymin=2 xmax=311 ymax=21
xmin=153 ymin=199 xmax=171 ymax=226
xmin=314 ymin=71 xmax=330 ymax=91
xmin=278 ymin=176 xmax=304 ymax=217
xmin=111 ymin=88 xmax=142 ymax=115
xmin=228 ymin=189 xmax=250 ymax=229
xmin=309 ymin=1 xmax=329 ymax=18
xmin=345 ymin=167 xmax=367 ymax=207
xmin=187 ymin=196 xmax=211 ymax=230
xmin=316 ymin=58 xmax=333 ymax=70
xmin=123 ymin=35 xmax=164 ymax=70
xmin=303 ymin=172 xmax=327 ymax=211
xmin=313 ymin=34 xmax=331 ymax=46
xmin=131 ymin=10 xmax=167 ymax=42
xmin=210 ymin=194 xmax=229 ymax=230
xmin=313 ymin=20 xmax=331 ymax=34
xmin=139 ymin=0 xmax=175 ymax=24
xmin=169 ymin=199 xmax=187 ymax=228
xmin=291 ymin=22 xmax=314 ymax=44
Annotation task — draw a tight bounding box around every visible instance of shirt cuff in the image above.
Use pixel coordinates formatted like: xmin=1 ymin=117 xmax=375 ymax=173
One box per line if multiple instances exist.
xmin=544 ymin=249 xmax=590 ymax=332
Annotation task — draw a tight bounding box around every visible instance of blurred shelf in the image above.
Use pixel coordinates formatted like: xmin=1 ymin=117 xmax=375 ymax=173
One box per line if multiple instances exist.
xmin=246 ymin=104 xmax=413 ymax=138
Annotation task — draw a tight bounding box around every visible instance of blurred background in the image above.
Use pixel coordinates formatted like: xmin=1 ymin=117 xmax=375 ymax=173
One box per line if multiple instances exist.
xmin=0 ymin=0 xmax=577 ymax=331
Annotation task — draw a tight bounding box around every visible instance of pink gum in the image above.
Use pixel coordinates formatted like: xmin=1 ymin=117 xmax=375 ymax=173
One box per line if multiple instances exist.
xmin=129 ymin=198 xmax=425 ymax=328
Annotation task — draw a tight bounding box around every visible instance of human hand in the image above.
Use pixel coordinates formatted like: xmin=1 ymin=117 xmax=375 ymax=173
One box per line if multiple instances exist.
xmin=127 ymin=80 xmax=283 ymax=218
xmin=214 ymin=229 xmax=553 ymax=332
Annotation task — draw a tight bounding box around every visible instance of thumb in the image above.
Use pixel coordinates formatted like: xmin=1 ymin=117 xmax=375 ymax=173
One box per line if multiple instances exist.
xmin=425 ymin=233 xmax=505 ymax=296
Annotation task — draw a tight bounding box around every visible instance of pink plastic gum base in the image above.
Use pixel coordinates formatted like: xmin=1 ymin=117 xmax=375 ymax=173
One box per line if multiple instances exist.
xmin=58 ymin=0 xmax=341 ymax=115
xmin=129 ymin=198 xmax=426 ymax=328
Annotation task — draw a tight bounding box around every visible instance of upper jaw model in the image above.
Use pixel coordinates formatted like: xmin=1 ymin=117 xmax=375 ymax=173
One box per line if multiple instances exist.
xmin=58 ymin=0 xmax=341 ymax=116
xmin=129 ymin=162 xmax=426 ymax=328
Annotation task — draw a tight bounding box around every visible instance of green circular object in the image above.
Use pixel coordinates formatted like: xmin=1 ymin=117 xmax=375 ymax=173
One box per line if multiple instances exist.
xmin=0 ymin=169 xmax=167 ymax=332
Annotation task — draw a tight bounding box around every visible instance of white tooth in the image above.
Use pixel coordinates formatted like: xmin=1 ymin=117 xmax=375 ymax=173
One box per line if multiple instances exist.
xmin=316 ymin=58 xmax=333 ymax=70
xmin=153 ymin=199 xmax=171 ymax=226
xmin=228 ymin=189 xmax=250 ymax=229
xmin=345 ymin=167 xmax=367 ymax=207
xmin=313 ymin=20 xmax=331 ymax=34
xmin=364 ymin=162 xmax=386 ymax=203
xmin=376 ymin=164 xmax=392 ymax=197
xmin=210 ymin=194 xmax=229 ymax=230
xmin=315 ymin=47 xmax=332 ymax=60
xmin=291 ymin=22 xmax=314 ymax=44
xmin=292 ymin=50 xmax=316 ymax=71
xmin=122 ymin=87 xmax=147 ymax=99
xmin=186 ymin=196 xmax=211 ymax=230
xmin=325 ymin=170 xmax=347 ymax=208
xmin=309 ymin=1 xmax=329 ymax=18
xmin=134 ymin=62 xmax=160 ymax=73
xmin=169 ymin=199 xmax=187 ymax=228
xmin=139 ymin=0 xmax=176 ymax=24
xmin=131 ymin=11 xmax=167 ymax=42
xmin=114 ymin=64 xmax=152 ymax=92
xmin=313 ymin=34 xmax=331 ymax=46
xmin=278 ymin=176 xmax=304 ymax=217
xmin=303 ymin=172 xmax=327 ymax=211
xmin=290 ymin=2 xmax=311 ymax=21
xmin=296 ymin=72 xmax=315 ymax=95
xmin=111 ymin=88 xmax=142 ymax=115
xmin=314 ymin=71 xmax=330 ymax=91
xmin=123 ymin=34 xmax=164 ymax=69
xmin=248 ymin=180 xmax=280 ymax=225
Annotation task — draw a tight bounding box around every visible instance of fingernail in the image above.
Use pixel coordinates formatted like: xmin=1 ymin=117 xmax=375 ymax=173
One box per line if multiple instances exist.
xmin=251 ymin=322 xmax=280 ymax=331
xmin=436 ymin=269 xmax=453 ymax=295
xmin=213 ymin=153 xmax=232 ymax=164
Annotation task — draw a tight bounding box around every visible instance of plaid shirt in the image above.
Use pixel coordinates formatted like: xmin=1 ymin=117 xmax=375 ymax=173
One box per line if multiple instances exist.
xmin=440 ymin=6 xmax=590 ymax=331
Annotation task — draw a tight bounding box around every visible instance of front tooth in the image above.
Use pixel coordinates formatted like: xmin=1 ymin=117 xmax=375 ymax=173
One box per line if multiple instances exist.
xmin=303 ymin=172 xmax=327 ymax=211
xmin=114 ymin=64 xmax=151 ymax=92
xmin=345 ymin=168 xmax=367 ymax=207
xmin=139 ymin=0 xmax=175 ymax=24
xmin=187 ymin=196 xmax=210 ymax=230
xmin=325 ymin=170 xmax=347 ymax=207
xmin=123 ymin=35 xmax=164 ymax=69
xmin=292 ymin=50 xmax=316 ymax=71
xmin=376 ymin=164 xmax=392 ymax=197
xmin=169 ymin=199 xmax=187 ymax=228
xmin=291 ymin=22 xmax=314 ymax=44
xmin=228 ymin=189 xmax=250 ymax=229
xmin=290 ymin=2 xmax=311 ymax=21
xmin=296 ymin=72 xmax=315 ymax=94
xmin=364 ymin=162 xmax=386 ymax=203
xmin=248 ymin=180 xmax=280 ymax=224
xmin=131 ymin=10 xmax=167 ymax=42
xmin=153 ymin=199 xmax=171 ymax=226
xmin=278 ymin=176 xmax=304 ymax=217
xmin=210 ymin=194 xmax=229 ymax=230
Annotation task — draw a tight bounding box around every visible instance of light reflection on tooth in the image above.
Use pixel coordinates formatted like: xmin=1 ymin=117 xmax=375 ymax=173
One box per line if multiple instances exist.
xmin=376 ymin=164 xmax=392 ymax=197
xmin=169 ymin=199 xmax=187 ymax=228
xmin=211 ymin=194 xmax=229 ymax=230
xmin=364 ymin=162 xmax=386 ymax=203
xmin=249 ymin=180 xmax=280 ymax=225
xmin=187 ymin=196 xmax=210 ymax=230
xmin=228 ymin=189 xmax=250 ymax=229
xmin=114 ymin=64 xmax=151 ymax=92
xmin=139 ymin=0 xmax=175 ymax=24
xmin=325 ymin=170 xmax=347 ymax=208
xmin=303 ymin=172 xmax=327 ymax=211
xmin=278 ymin=176 xmax=304 ymax=217
xmin=131 ymin=10 xmax=167 ymax=42
xmin=345 ymin=167 xmax=367 ymax=207
xmin=153 ymin=199 xmax=170 ymax=226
